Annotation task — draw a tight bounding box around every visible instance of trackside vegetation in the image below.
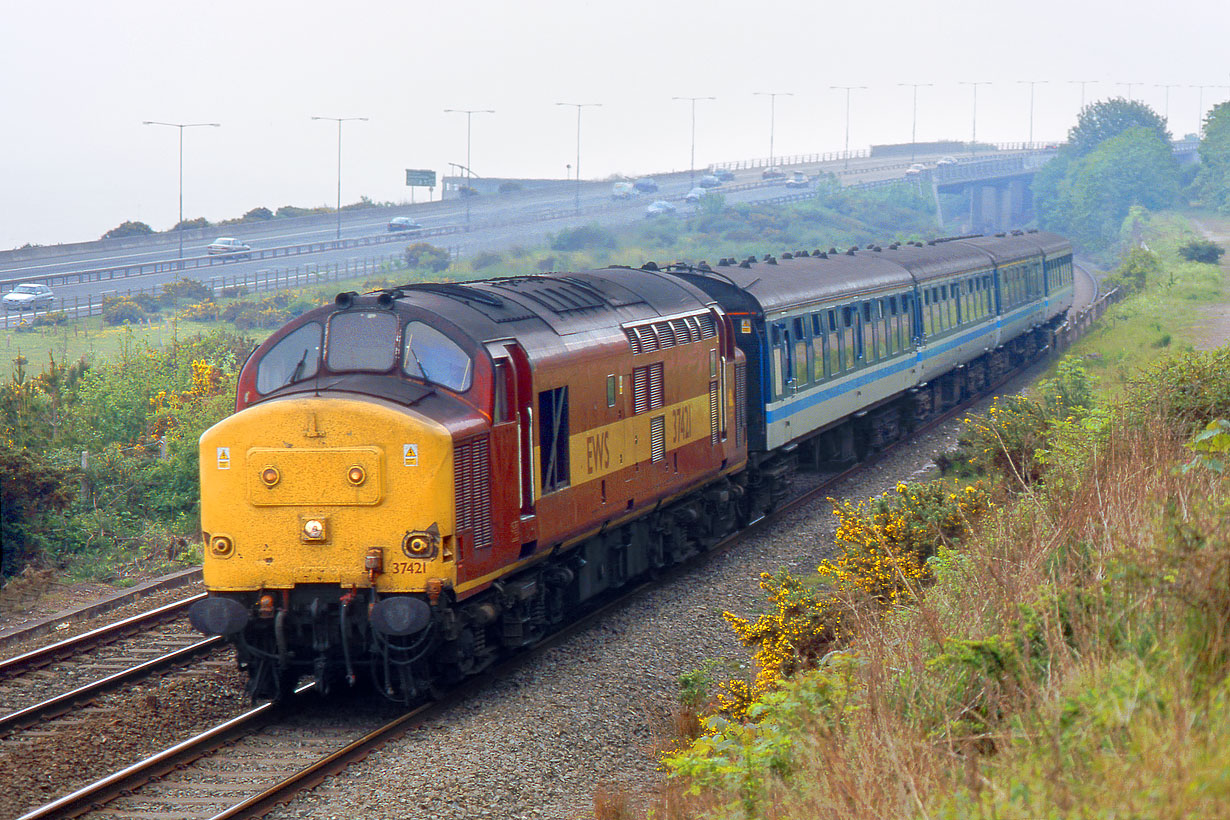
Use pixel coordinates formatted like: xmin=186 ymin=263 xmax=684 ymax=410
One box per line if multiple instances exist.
xmin=653 ymin=222 xmax=1229 ymax=818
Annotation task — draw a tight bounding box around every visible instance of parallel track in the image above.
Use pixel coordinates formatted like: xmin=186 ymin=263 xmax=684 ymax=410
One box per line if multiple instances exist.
xmin=14 ymin=356 xmax=1021 ymax=820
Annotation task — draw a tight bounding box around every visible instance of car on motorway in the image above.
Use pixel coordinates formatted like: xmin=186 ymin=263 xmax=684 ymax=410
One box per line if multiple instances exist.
xmin=698 ymin=174 xmax=723 ymax=188
xmin=387 ymin=216 xmax=423 ymax=232
xmin=784 ymin=173 xmax=810 ymax=189
xmin=207 ymin=237 xmax=253 ymax=258
xmin=611 ymin=182 xmax=636 ymax=199
xmin=713 ymin=169 xmax=735 ymax=182
xmin=936 ymin=156 xmax=958 ymax=167
xmin=2 ymin=283 xmax=54 ymax=311
xmin=633 ymin=177 xmax=659 ymax=193
xmin=684 ymin=187 xmax=708 ymax=203
xmin=904 ymin=163 xmax=928 ymax=177
xmin=645 ymin=200 xmax=677 ymax=217
xmin=761 ymin=167 xmax=787 ymax=180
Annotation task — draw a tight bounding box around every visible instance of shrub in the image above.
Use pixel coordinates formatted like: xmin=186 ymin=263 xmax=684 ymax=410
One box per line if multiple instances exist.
xmin=172 ymin=217 xmax=210 ymax=231
xmin=30 ymin=311 xmax=70 ymax=327
xmin=0 ymin=441 xmax=78 ymax=576
xmin=1178 ymin=238 xmax=1225 ymax=264
xmin=470 ymin=250 xmax=502 ymax=270
xmin=102 ymin=298 xmax=147 ymax=325
xmin=219 ymin=285 xmax=249 ymax=298
xmin=102 ymin=221 xmax=153 ymax=240
xmin=132 ymin=293 xmax=163 ymax=314
xmin=403 ymin=242 xmax=451 ymax=273
xmin=1102 ymin=247 xmax=1161 ymax=295
xmin=550 ymin=224 xmax=617 ymax=251
xmin=159 ymin=278 xmax=213 ymax=305
xmin=178 ymin=300 xmax=220 ymax=322
xmin=497 ymin=181 xmax=524 ymax=194
xmin=241 ymin=206 xmax=274 ymax=221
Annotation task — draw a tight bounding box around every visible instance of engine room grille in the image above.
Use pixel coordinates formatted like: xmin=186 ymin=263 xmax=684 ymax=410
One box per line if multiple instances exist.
xmin=632 ymin=362 xmax=664 ymax=414
xmin=650 ymin=415 xmax=666 ymax=462
xmin=735 ymin=363 xmax=747 ymax=447
xmin=709 ymin=381 xmax=719 ymax=445
xmin=455 ymin=436 xmax=493 ymax=549
xmin=624 ymin=312 xmax=717 ymax=354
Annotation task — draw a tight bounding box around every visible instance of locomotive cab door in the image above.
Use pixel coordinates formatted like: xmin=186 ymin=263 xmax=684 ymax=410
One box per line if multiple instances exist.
xmin=488 ymin=342 xmax=537 ymax=548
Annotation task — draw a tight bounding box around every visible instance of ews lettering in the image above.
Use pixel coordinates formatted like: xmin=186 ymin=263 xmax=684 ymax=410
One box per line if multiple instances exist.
xmin=586 ymin=431 xmax=610 ymax=474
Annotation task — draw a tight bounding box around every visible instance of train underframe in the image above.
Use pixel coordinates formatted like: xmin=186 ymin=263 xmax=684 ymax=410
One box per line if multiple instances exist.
xmin=218 ymin=322 xmax=1056 ymax=703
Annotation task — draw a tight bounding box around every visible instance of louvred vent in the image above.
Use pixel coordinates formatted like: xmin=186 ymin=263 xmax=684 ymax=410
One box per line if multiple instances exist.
xmin=735 ymin=364 xmax=747 ymax=447
xmin=454 ymin=436 xmax=492 ymax=549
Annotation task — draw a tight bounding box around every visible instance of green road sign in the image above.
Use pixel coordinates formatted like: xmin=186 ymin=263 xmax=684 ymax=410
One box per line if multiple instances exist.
xmin=405 ymin=169 xmax=436 ymax=187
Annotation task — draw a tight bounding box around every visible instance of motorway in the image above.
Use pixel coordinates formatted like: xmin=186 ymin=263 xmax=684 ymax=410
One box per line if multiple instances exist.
xmin=0 ymin=149 xmax=997 ymax=320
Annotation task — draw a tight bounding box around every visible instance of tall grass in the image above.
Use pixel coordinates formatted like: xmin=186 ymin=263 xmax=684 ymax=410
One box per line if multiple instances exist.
xmin=659 ymin=346 xmax=1230 ymax=818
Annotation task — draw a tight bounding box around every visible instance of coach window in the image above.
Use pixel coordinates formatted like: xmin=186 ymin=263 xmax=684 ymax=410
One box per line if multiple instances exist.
xmin=328 ymin=310 xmax=398 ymax=373
xmin=792 ymin=317 xmax=809 ymax=387
xmin=257 ymin=322 xmax=322 ymax=394
xmin=810 ymin=315 xmax=825 ymax=381
xmin=402 ymin=321 xmax=473 ymax=391
xmin=826 ymin=310 xmax=842 ymax=377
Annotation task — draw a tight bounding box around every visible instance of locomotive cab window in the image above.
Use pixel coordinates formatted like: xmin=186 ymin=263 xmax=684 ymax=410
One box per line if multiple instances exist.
xmin=327 ymin=311 xmax=398 ymax=373
xmin=256 ymin=322 xmax=322 ymax=394
xmin=402 ymin=321 xmax=473 ymax=391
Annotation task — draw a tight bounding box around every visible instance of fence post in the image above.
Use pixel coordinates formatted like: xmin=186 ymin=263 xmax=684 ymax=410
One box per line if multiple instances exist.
xmin=80 ymin=451 xmax=89 ymax=501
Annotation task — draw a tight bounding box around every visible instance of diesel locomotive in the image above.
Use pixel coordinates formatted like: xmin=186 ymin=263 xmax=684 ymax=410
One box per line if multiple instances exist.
xmin=189 ymin=230 xmax=1073 ymax=701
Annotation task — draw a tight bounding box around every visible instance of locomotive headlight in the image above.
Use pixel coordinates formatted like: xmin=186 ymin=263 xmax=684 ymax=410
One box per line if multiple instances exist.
xmin=347 ymin=465 xmax=366 ymax=486
xmin=303 ymin=519 xmax=326 ymax=541
xmin=260 ymin=466 xmax=280 ymax=487
xmin=402 ymin=531 xmax=434 ymax=558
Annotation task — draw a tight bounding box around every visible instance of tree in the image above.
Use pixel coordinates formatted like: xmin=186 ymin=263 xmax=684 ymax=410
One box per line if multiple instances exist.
xmin=1038 ymin=127 xmax=1181 ymax=251
xmin=1194 ymin=102 xmax=1230 ymax=213
xmin=173 ymin=217 xmax=210 ymax=231
xmin=1067 ymin=98 xmax=1171 ymax=156
xmin=242 ymin=206 xmax=274 ymax=221
xmin=102 ymin=220 xmax=153 ymax=240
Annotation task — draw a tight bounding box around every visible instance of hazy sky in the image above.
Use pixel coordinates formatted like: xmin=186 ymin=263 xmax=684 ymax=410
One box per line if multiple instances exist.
xmin=3 ymin=0 xmax=1228 ymax=250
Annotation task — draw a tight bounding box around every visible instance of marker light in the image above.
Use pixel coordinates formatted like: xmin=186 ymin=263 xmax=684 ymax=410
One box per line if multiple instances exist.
xmin=260 ymin=467 xmax=280 ymax=486
xmin=303 ymin=519 xmax=325 ymax=540
xmin=347 ymin=465 xmax=366 ymax=486
xmin=211 ymin=536 xmax=234 ymax=557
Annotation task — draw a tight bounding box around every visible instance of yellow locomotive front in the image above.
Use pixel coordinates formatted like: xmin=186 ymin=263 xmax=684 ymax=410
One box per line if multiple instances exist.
xmin=189 ymin=297 xmax=487 ymax=701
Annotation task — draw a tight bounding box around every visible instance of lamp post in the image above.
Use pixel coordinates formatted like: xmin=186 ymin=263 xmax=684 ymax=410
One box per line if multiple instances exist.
xmin=311 ymin=116 xmax=368 ymax=240
xmin=1068 ymin=79 xmax=1096 ymax=110
xmin=958 ymin=82 xmax=991 ymax=154
xmin=831 ymin=85 xmax=868 ymax=168
xmin=673 ymin=96 xmax=716 ymax=188
xmin=444 ymin=108 xmax=495 ymax=228
xmin=556 ymin=102 xmax=602 ymax=214
xmin=1017 ymin=80 xmax=1048 ymax=146
xmin=141 ymin=120 xmax=220 ymax=261
xmin=1154 ymin=84 xmax=1179 ymax=122
xmin=1117 ymin=82 xmax=1140 ymax=101
xmin=753 ymin=91 xmax=792 ymax=172
xmin=895 ymin=83 xmax=929 ymax=162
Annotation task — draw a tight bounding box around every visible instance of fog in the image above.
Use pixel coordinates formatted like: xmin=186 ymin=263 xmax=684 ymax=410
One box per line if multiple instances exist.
xmin=2 ymin=0 xmax=1227 ymax=250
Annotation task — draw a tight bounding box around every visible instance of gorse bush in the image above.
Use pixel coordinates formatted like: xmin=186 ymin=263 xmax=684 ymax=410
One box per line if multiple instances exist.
xmin=714 ymin=479 xmax=992 ymax=717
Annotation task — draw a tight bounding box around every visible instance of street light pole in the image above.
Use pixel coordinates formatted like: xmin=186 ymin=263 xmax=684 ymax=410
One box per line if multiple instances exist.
xmin=753 ymin=92 xmax=792 ymax=171
xmin=1017 ymin=80 xmax=1048 ymax=146
xmin=673 ymin=96 xmax=716 ymax=188
xmin=556 ymin=102 xmax=601 ymax=215
xmin=1068 ymin=79 xmax=1096 ymax=110
xmin=1117 ymin=82 xmax=1140 ymax=102
xmin=311 ymin=116 xmax=368 ymax=240
xmin=1155 ymin=84 xmax=1179 ymax=121
xmin=895 ymin=83 xmax=929 ymax=162
xmin=832 ymin=85 xmax=868 ymax=168
xmin=444 ymin=108 xmax=495 ymax=229
xmin=141 ymin=120 xmax=220 ymax=261
xmin=958 ymin=82 xmax=991 ymax=154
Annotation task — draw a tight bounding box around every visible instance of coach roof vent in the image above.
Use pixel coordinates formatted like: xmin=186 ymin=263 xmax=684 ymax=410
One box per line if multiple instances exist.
xmin=846 ymin=247 xmax=856 ymax=256
xmin=739 ymin=259 xmax=752 ymax=268
xmin=766 ymin=255 xmax=777 ymax=265
xmin=697 ymin=260 xmax=712 ymax=271
xmin=717 ymin=257 xmax=731 ymax=266
xmin=829 ymin=247 xmax=838 ymax=255
xmin=817 ymin=251 xmax=828 ymax=258
xmin=641 ymin=261 xmax=659 ymax=271
xmin=782 ymin=252 xmax=793 ymax=259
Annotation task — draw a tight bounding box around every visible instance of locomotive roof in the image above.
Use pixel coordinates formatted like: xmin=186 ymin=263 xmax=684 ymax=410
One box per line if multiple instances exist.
xmin=394 ymin=267 xmax=717 ymax=342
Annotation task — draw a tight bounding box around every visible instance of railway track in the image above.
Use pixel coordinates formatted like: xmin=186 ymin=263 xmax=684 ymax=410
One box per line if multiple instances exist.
xmin=10 ymin=363 xmax=1005 ymax=820
xmin=0 ymin=595 xmax=225 ymax=730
